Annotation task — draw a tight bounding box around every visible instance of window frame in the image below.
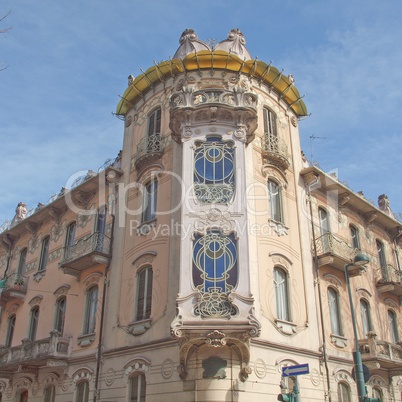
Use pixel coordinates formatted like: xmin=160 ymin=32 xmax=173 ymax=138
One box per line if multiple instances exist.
xmin=268 ymin=179 xmax=284 ymax=223
xmin=376 ymin=240 xmax=387 ymax=268
xmin=337 ymin=381 xmax=351 ymax=402
xmin=135 ymin=267 xmax=153 ymax=322
xmin=327 ymin=287 xmax=343 ymax=336
xmin=54 ymin=296 xmax=67 ymax=335
xmin=28 ymin=306 xmax=40 ymax=341
xmin=141 ymin=180 xmax=158 ymax=224
xmin=5 ymin=314 xmax=16 ymax=348
xmin=43 ymin=384 xmax=56 ymax=402
xmin=388 ymin=309 xmax=399 ymax=344
xmin=273 ymin=267 xmax=290 ymax=322
xmin=38 ymin=236 xmax=50 ymax=272
xmin=263 ymin=107 xmax=277 ymax=138
xmin=17 ymin=248 xmax=27 ymax=275
xmin=349 ymin=225 xmax=361 ymax=250
xmin=83 ymin=286 xmax=98 ymax=335
xmin=360 ymin=298 xmax=373 ymax=337
xmin=147 ymin=108 xmax=161 ymax=138
xmin=129 ymin=373 xmax=146 ymax=402
xmin=75 ymin=380 xmax=89 ymax=402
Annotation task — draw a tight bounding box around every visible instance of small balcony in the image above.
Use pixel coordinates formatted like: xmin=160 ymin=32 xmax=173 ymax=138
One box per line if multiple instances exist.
xmin=60 ymin=232 xmax=110 ymax=278
xmin=0 ymin=331 xmax=70 ymax=372
xmin=133 ymin=134 xmax=165 ymax=172
xmin=359 ymin=334 xmax=402 ymax=375
xmin=261 ymin=133 xmax=290 ymax=171
xmin=314 ymin=233 xmax=358 ymax=271
xmin=375 ymin=264 xmax=402 ymax=298
xmin=0 ymin=272 xmax=28 ymax=303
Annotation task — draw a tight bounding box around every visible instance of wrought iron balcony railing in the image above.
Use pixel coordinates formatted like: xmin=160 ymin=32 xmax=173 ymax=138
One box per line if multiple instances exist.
xmin=261 ymin=133 xmax=290 ymax=170
xmin=314 ymin=233 xmax=358 ymax=270
xmin=60 ymin=232 xmax=110 ymax=276
xmin=0 ymin=331 xmax=70 ymax=370
xmin=133 ymin=134 xmax=165 ymax=172
xmin=375 ymin=264 xmax=402 ymax=297
xmin=0 ymin=272 xmax=28 ymax=302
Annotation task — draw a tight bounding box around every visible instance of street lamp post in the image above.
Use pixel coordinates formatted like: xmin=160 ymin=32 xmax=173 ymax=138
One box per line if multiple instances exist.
xmin=344 ymin=253 xmax=371 ymax=402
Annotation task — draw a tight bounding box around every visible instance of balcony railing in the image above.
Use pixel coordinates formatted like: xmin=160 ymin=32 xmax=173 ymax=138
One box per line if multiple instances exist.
xmin=133 ymin=134 xmax=165 ymax=172
xmin=314 ymin=233 xmax=358 ymax=270
xmin=0 ymin=331 xmax=70 ymax=370
xmin=261 ymin=133 xmax=290 ymax=171
xmin=0 ymin=272 xmax=28 ymax=302
xmin=60 ymin=232 xmax=110 ymax=277
xmin=375 ymin=264 xmax=402 ymax=297
xmin=359 ymin=334 xmax=402 ymax=373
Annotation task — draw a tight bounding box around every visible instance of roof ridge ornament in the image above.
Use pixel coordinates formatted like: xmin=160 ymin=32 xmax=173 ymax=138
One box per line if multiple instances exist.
xmin=173 ymin=29 xmax=211 ymax=60
xmin=215 ymin=28 xmax=252 ymax=60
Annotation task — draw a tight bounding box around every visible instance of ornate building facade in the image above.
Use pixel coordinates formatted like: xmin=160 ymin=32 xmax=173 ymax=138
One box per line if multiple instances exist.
xmin=0 ymin=28 xmax=401 ymax=401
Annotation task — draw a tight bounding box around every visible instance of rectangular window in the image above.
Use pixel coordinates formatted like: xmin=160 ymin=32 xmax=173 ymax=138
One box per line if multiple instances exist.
xmin=5 ymin=315 xmax=16 ymax=348
xmin=17 ymin=248 xmax=27 ymax=275
xmin=28 ymin=307 xmax=39 ymax=341
xmin=76 ymin=381 xmax=89 ymax=402
xmin=268 ymin=180 xmax=283 ymax=223
xmin=136 ymin=268 xmax=153 ymax=321
xmin=55 ymin=297 xmax=67 ymax=335
xmin=147 ymin=108 xmax=161 ymax=138
xmin=141 ymin=180 xmax=158 ymax=223
xmin=328 ymin=288 xmax=342 ymax=336
xmin=38 ymin=237 xmax=50 ymax=272
xmin=83 ymin=287 xmax=98 ymax=334
xmin=274 ymin=268 xmax=289 ymax=321
xmin=130 ymin=374 xmax=146 ymax=402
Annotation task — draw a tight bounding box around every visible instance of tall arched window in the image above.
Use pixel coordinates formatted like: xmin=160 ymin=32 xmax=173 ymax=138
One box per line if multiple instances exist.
xmin=147 ymin=108 xmax=161 ymax=138
xmin=263 ymin=107 xmax=277 ymax=139
xmin=136 ymin=267 xmax=153 ymax=321
xmin=17 ymin=248 xmax=27 ymax=275
xmin=388 ymin=309 xmax=399 ymax=343
xmin=83 ymin=286 xmax=98 ymax=335
xmin=38 ymin=236 xmax=50 ymax=272
xmin=372 ymin=387 xmax=383 ymax=401
xmin=375 ymin=240 xmax=389 ymax=274
xmin=274 ymin=267 xmax=290 ymax=321
xmin=55 ymin=297 xmax=67 ymax=335
xmin=141 ymin=180 xmax=158 ymax=223
xmin=360 ymin=299 xmax=372 ymax=337
xmin=44 ymin=384 xmax=56 ymax=402
xmin=337 ymin=382 xmax=351 ymax=402
xmin=350 ymin=225 xmax=360 ymax=250
xmin=5 ymin=314 xmax=16 ymax=348
xmin=130 ymin=373 xmax=146 ymax=402
xmin=193 ymin=231 xmax=238 ymax=318
xmin=193 ymin=136 xmax=235 ymax=204
xmin=28 ymin=306 xmax=39 ymax=341
xmin=268 ymin=180 xmax=283 ymax=223
xmin=327 ymin=288 xmax=342 ymax=336
xmin=75 ymin=380 xmax=89 ymax=402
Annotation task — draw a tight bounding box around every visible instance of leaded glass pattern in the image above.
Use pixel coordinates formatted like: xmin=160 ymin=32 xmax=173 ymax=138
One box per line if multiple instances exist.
xmin=193 ymin=136 xmax=235 ymax=204
xmin=193 ymin=231 xmax=238 ymax=318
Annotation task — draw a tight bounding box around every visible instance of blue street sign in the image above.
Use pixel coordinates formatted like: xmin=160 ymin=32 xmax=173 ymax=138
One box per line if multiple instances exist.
xmin=282 ymin=364 xmax=310 ymax=377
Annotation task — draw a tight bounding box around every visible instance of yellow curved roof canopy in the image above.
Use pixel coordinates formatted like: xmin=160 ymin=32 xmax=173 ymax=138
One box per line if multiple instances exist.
xmin=116 ymin=51 xmax=307 ymax=117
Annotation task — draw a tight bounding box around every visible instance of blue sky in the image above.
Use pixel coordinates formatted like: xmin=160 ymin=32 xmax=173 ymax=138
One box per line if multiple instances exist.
xmin=1 ymin=0 xmax=401 ymax=225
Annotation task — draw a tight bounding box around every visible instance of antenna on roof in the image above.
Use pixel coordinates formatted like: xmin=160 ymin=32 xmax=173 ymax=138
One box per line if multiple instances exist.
xmin=309 ymin=134 xmax=326 ymax=165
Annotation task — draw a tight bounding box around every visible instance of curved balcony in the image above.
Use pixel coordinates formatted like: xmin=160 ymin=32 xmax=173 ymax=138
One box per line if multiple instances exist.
xmin=0 ymin=331 xmax=70 ymax=373
xmin=359 ymin=334 xmax=402 ymax=375
xmin=60 ymin=232 xmax=110 ymax=278
xmin=133 ymin=134 xmax=166 ymax=172
xmin=314 ymin=233 xmax=358 ymax=271
xmin=261 ymin=133 xmax=290 ymax=171
xmin=0 ymin=272 xmax=28 ymax=304
xmin=376 ymin=264 xmax=402 ymax=298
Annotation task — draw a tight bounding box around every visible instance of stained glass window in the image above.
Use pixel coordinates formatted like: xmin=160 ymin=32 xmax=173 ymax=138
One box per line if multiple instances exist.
xmin=193 ymin=231 xmax=238 ymax=318
xmin=194 ymin=136 xmax=235 ymax=204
